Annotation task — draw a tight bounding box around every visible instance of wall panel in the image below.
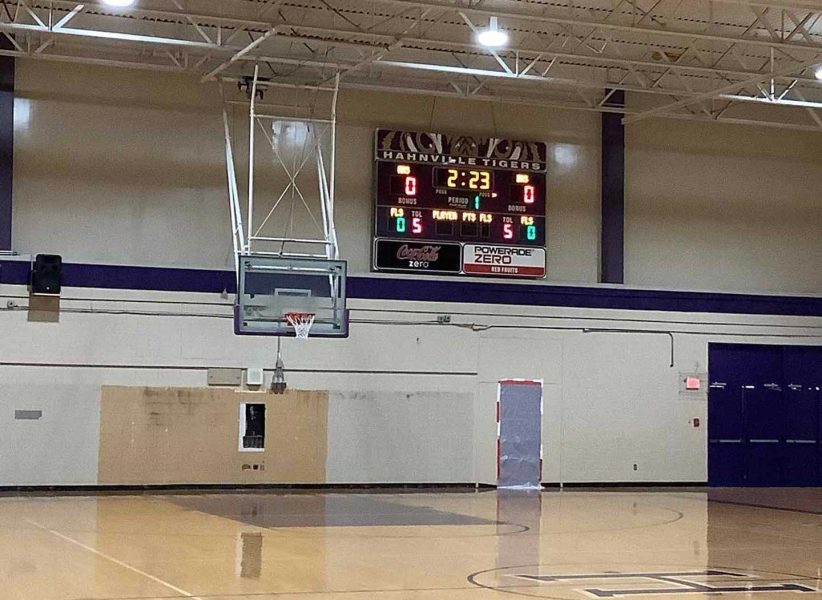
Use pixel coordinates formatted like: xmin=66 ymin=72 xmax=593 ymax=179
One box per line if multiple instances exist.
xmin=12 ymin=62 xmax=600 ymax=283
xmin=326 ymin=391 xmax=474 ymax=483
xmin=0 ymin=286 xmax=818 ymax=487
xmin=4 ymin=51 xmax=822 ymax=491
xmin=626 ymin=119 xmax=822 ymax=294
xmin=98 ymin=387 xmax=328 ymax=485
xmin=0 ymin=382 xmax=99 ymax=485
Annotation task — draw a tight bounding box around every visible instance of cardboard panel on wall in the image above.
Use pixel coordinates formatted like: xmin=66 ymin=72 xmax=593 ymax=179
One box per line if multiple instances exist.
xmin=98 ymin=386 xmax=328 ymax=485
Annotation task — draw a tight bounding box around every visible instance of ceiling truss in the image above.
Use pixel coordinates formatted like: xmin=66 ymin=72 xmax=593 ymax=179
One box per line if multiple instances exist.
xmin=2 ymin=0 xmax=822 ymax=130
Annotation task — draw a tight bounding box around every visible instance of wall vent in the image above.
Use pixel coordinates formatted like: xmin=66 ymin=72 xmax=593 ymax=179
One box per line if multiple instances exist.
xmin=14 ymin=410 xmax=42 ymax=420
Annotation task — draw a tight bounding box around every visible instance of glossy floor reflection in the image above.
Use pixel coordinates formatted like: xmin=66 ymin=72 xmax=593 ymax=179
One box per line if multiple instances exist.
xmin=0 ymin=489 xmax=819 ymax=599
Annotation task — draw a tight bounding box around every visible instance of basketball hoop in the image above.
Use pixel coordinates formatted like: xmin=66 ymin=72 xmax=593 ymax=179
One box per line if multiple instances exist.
xmin=285 ymin=312 xmax=315 ymax=339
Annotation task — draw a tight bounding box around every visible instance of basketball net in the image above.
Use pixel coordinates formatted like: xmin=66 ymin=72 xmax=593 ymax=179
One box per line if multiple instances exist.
xmin=285 ymin=312 xmax=315 ymax=340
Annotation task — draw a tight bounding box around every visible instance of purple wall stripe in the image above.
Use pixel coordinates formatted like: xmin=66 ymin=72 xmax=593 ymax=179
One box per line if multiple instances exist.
xmin=1 ymin=259 xmax=820 ymax=317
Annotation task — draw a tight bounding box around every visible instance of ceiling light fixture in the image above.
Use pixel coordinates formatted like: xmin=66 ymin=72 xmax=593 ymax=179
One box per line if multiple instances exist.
xmin=815 ymin=65 xmax=822 ymax=81
xmin=477 ymin=17 xmax=508 ymax=48
xmin=102 ymin=0 xmax=136 ymax=7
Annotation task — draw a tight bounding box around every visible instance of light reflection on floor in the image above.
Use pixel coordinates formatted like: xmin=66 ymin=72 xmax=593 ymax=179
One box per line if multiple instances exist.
xmin=0 ymin=488 xmax=819 ymax=599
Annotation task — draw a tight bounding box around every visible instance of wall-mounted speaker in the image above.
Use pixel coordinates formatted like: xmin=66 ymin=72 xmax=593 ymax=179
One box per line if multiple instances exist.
xmin=31 ymin=254 xmax=62 ymax=295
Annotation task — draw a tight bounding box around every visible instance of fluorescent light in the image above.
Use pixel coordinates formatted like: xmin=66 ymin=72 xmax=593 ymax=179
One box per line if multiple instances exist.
xmin=815 ymin=65 xmax=822 ymax=81
xmin=477 ymin=17 xmax=508 ymax=48
xmin=102 ymin=0 xmax=136 ymax=7
xmin=478 ymin=29 xmax=508 ymax=47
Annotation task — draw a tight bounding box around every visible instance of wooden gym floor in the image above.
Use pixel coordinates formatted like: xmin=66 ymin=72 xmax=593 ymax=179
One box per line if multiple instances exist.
xmin=0 ymin=489 xmax=819 ymax=600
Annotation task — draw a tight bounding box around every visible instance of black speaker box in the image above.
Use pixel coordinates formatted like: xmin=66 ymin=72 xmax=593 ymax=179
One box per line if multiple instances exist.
xmin=31 ymin=254 xmax=62 ymax=295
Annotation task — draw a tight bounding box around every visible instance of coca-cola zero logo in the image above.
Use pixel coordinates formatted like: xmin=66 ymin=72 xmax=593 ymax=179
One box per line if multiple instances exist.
xmin=375 ymin=240 xmax=461 ymax=273
xmin=396 ymin=244 xmax=440 ymax=269
xmin=397 ymin=244 xmax=440 ymax=262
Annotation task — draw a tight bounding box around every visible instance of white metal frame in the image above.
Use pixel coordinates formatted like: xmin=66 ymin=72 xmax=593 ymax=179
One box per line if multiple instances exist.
xmin=238 ymin=402 xmax=266 ymax=453
xmin=223 ymin=64 xmax=341 ymax=276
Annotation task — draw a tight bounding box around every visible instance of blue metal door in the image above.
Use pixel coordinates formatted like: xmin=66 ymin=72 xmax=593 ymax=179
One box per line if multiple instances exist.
xmin=819 ymin=392 xmax=822 ymax=485
xmin=742 ymin=385 xmax=784 ymax=486
xmin=782 ymin=385 xmax=819 ymax=486
xmin=708 ymin=382 xmax=744 ymax=486
xmin=708 ymin=343 xmax=782 ymax=487
xmin=784 ymin=346 xmax=822 ymax=486
xmin=709 ymin=343 xmax=822 ymax=487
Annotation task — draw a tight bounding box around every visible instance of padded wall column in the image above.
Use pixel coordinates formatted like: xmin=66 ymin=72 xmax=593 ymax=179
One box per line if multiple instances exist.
xmin=600 ymin=90 xmax=625 ymax=284
xmin=0 ymin=40 xmax=12 ymax=251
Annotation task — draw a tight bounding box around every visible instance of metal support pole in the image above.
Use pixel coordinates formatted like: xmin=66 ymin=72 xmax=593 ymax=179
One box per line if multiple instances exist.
xmin=246 ymin=63 xmax=260 ymax=254
xmin=222 ymin=107 xmax=240 ymax=276
xmin=328 ymin=73 xmax=341 ymax=259
xmin=228 ymin=137 xmax=245 ymax=253
xmin=316 ymin=147 xmax=331 ymax=256
xmin=770 ymin=47 xmax=775 ymax=100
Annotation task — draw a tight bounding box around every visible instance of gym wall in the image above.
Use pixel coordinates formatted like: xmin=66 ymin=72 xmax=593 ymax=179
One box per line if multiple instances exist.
xmin=0 ymin=60 xmax=819 ymax=487
xmin=11 ymin=61 xmax=822 ymax=292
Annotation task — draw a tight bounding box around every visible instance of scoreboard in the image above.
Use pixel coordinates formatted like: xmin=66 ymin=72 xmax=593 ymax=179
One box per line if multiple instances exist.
xmin=373 ymin=129 xmax=547 ymax=278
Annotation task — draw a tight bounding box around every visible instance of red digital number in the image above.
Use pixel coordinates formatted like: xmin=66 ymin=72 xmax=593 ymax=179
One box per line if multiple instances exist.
xmin=523 ymin=185 xmax=535 ymax=204
xmin=412 ymin=217 xmax=423 ymax=234
xmin=503 ymin=223 xmax=514 ymax=239
xmin=405 ymin=176 xmax=417 ymax=196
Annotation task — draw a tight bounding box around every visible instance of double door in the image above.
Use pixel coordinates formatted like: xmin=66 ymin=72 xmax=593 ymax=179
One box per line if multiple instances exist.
xmin=708 ymin=344 xmax=822 ymax=487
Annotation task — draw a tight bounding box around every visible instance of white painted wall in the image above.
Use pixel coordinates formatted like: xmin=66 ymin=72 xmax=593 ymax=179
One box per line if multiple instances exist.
xmin=13 ymin=61 xmax=822 ymax=293
xmin=12 ymin=60 xmax=598 ymax=283
xmin=1 ymin=281 xmax=819 ymax=486
xmin=626 ymin=119 xmax=822 ymax=294
xmin=326 ymin=391 xmax=475 ymax=483
xmin=0 ymin=380 xmax=100 ymax=485
xmin=13 ymin=65 xmax=231 ymax=270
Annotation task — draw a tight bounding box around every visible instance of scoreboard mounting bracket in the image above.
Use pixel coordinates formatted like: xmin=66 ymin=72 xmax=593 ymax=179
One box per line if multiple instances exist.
xmin=372 ymin=129 xmax=548 ymax=279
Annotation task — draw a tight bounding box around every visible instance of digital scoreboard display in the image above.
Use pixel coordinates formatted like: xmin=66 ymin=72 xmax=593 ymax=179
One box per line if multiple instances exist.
xmin=373 ymin=129 xmax=548 ymax=278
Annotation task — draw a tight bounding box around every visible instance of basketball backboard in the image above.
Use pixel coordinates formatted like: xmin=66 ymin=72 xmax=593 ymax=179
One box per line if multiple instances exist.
xmin=234 ymin=254 xmax=348 ymax=338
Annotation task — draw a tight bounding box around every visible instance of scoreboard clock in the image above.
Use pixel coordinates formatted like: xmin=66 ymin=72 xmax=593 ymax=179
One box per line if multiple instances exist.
xmin=373 ymin=129 xmax=547 ymax=278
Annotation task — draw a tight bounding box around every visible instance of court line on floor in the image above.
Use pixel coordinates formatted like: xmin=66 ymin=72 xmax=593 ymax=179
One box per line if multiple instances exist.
xmin=706 ymin=498 xmax=822 ymax=516
xmin=58 ymin=583 xmax=494 ymax=600
xmin=468 ymin=563 xmax=822 ymax=599
xmin=25 ymin=518 xmax=204 ymax=600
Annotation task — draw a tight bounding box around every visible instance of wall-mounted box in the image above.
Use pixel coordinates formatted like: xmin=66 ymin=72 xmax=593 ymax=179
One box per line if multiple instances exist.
xmin=679 ymin=372 xmax=707 ymax=400
xmin=207 ymin=367 xmax=243 ymax=387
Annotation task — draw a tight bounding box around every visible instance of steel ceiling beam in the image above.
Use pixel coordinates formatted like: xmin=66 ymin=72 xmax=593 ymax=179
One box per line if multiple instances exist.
xmin=228 ymin=74 xmax=822 ymax=132
xmin=238 ymin=51 xmax=749 ymax=101
xmin=201 ymin=27 xmax=278 ymax=81
xmin=720 ymin=93 xmax=822 ymax=109
xmin=1 ymin=0 xmax=821 ymax=132
xmin=6 ymin=10 xmax=815 ymax=93
xmin=7 ymin=2 xmax=822 ymax=73
xmin=0 ymin=50 xmax=185 ymax=71
xmin=622 ymin=55 xmax=822 ymax=123
xmin=0 ymin=22 xmax=218 ymax=50
xmin=15 ymin=0 xmax=822 ymax=56
xmin=356 ymin=0 xmax=822 ymax=52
